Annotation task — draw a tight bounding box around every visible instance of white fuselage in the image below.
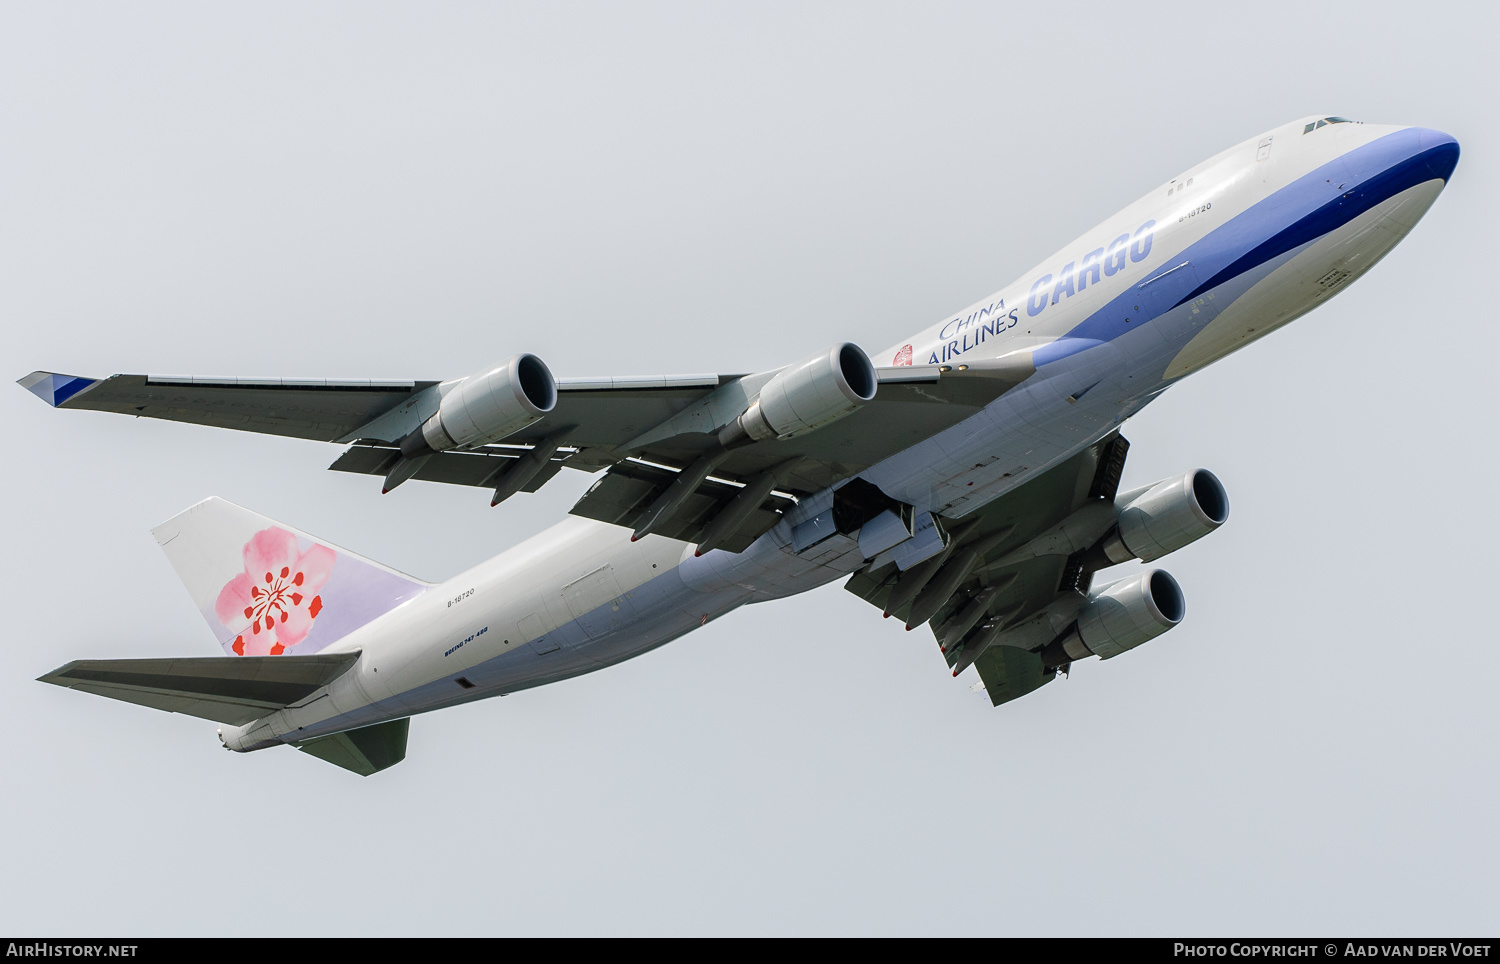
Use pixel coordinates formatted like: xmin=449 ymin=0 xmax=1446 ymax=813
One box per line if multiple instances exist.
xmin=222 ymin=116 xmax=1457 ymax=752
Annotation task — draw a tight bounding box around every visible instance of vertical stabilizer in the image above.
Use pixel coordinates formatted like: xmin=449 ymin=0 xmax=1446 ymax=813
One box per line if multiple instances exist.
xmin=153 ymin=498 xmax=429 ymax=657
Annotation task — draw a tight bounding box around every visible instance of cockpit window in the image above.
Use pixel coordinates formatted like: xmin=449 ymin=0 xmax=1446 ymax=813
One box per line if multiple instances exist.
xmin=1304 ymin=117 xmax=1356 ymax=134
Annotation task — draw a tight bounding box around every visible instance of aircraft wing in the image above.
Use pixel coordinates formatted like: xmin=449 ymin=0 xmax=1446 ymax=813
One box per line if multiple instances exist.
xmin=21 ymin=353 xmax=1035 ymax=552
xmin=843 ymin=433 xmax=1131 ymax=706
xmin=19 ymin=371 xmax=442 ymax=443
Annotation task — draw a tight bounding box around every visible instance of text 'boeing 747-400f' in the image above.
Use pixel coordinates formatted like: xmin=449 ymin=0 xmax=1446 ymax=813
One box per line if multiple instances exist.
xmin=20 ymin=116 xmax=1459 ymax=776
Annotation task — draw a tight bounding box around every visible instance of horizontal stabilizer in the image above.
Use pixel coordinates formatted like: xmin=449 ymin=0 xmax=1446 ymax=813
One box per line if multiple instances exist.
xmin=38 ymin=652 xmax=360 ymax=725
xmin=295 ymin=718 xmax=409 ymax=776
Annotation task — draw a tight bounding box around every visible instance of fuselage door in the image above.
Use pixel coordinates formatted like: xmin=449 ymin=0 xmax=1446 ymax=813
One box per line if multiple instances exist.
xmin=520 ymin=612 xmax=557 ymax=655
xmin=562 ymin=564 xmax=627 ymax=639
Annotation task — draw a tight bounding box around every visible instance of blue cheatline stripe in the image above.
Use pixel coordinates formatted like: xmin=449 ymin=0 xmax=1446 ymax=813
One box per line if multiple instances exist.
xmin=1172 ymin=137 xmax=1459 ymax=309
xmin=1031 ymin=337 xmax=1104 ymax=367
xmin=1033 ymin=128 xmax=1458 ymax=369
xmin=51 ymin=375 xmax=95 ymax=405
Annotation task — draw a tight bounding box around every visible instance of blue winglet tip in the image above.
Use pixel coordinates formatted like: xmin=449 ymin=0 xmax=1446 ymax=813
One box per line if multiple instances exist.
xmin=17 ymin=371 xmax=97 ymax=407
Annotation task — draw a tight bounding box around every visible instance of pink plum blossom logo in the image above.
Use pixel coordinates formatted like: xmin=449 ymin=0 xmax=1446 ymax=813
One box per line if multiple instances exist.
xmin=214 ymin=527 xmax=335 ymax=656
xmin=893 ymin=344 xmax=913 ymax=366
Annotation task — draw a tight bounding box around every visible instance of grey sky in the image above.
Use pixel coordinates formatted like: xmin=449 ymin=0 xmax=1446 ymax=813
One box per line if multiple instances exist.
xmin=2 ymin=1 xmax=1494 ymax=936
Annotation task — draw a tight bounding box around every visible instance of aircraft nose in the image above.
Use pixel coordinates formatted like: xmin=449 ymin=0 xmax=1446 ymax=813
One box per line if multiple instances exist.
xmin=1414 ymin=128 xmax=1460 ymax=182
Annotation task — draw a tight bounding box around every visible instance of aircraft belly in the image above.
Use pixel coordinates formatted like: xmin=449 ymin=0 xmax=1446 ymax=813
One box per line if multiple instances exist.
xmin=857 ymin=344 xmax=1131 ymax=519
xmin=379 ymin=572 xmax=754 ymax=715
xmin=381 ymin=511 xmax=876 ymax=716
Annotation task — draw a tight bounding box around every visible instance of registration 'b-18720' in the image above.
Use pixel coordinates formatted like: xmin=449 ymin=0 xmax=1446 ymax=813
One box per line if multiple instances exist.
xmin=21 ymin=115 xmax=1459 ymax=775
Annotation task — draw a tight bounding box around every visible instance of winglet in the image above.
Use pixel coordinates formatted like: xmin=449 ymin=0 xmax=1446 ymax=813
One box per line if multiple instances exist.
xmin=18 ymin=371 xmax=99 ymax=407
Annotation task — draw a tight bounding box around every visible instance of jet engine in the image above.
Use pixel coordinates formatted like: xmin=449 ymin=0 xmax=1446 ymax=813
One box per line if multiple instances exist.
xmin=407 ymin=353 xmax=557 ymax=455
xmin=719 ymin=343 xmax=877 ymax=446
xmin=1089 ymin=469 xmax=1229 ymax=566
xmin=1040 ymin=569 xmax=1185 ymax=667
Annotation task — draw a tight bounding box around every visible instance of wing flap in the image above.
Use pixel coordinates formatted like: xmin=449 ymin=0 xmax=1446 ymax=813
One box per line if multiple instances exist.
xmin=328 ymin=442 xmax=561 ymax=492
xmin=844 ymin=433 xmax=1130 ymax=706
xmin=568 ymin=460 xmax=794 ymax=552
xmin=38 ymin=652 xmax=360 ymax=725
xmin=973 ymin=646 xmax=1056 ymax=707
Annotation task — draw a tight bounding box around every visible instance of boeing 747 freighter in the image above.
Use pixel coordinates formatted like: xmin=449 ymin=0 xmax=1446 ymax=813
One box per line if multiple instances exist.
xmin=22 ymin=115 xmax=1459 ymax=774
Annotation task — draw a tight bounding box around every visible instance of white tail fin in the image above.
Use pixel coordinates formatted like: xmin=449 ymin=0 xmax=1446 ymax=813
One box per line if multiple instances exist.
xmin=153 ymin=498 xmax=429 ymax=657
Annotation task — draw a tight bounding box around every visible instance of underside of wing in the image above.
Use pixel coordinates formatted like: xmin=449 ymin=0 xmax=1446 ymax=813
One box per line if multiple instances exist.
xmin=23 ymin=372 xmax=436 ymax=442
xmin=844 ymin=433 xmax=1131 ymax=706
xmin=22 ymin=346 xmax=1037 ymax=553
xmin=38 ymin=652 xmax=360 ymax=725
xmin=972 ymin=646 xmax=1056 ymax=707
xmin=566 ymin=458 xmax=796 ymax=552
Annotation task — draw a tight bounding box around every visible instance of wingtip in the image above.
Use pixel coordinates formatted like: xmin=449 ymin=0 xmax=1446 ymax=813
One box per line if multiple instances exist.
xmin=17 ymin=371 xmax=98 ymax=407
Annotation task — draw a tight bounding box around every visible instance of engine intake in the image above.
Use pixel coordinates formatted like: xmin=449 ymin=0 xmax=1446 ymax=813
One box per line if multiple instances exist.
xmin=1091 ymin=468 xmax=1229 ymax=566
xmin=1041 ymin=569 xmax=1185 ymax=667
xmin=719 ymin=343 xmax=876 ymax=446
xmin=408 ymin=353 xmax=557 ymax=454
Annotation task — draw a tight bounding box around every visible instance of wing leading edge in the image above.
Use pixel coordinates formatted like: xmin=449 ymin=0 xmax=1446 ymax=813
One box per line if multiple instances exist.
xmin=23 ymin=354 xmax=1036 ymax=554
xmin=25 ymin=372 xmax=438 ymax=442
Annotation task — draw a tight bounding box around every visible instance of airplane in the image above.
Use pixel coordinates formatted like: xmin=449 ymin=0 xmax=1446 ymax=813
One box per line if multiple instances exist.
xmin=20 ymin=115 xmax=1459 ymax=776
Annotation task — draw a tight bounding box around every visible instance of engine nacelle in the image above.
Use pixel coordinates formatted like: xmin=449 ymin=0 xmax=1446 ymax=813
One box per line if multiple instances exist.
xmin=1093 ymin=469 xmax=1229 ymax=565
xmin=412 ymin=353 xmax=557 ymax=453
xmin=1041 ymin=569 xmax=1185 ymax=666
xmin=719 ymin=343 xmax=877 ymax=445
